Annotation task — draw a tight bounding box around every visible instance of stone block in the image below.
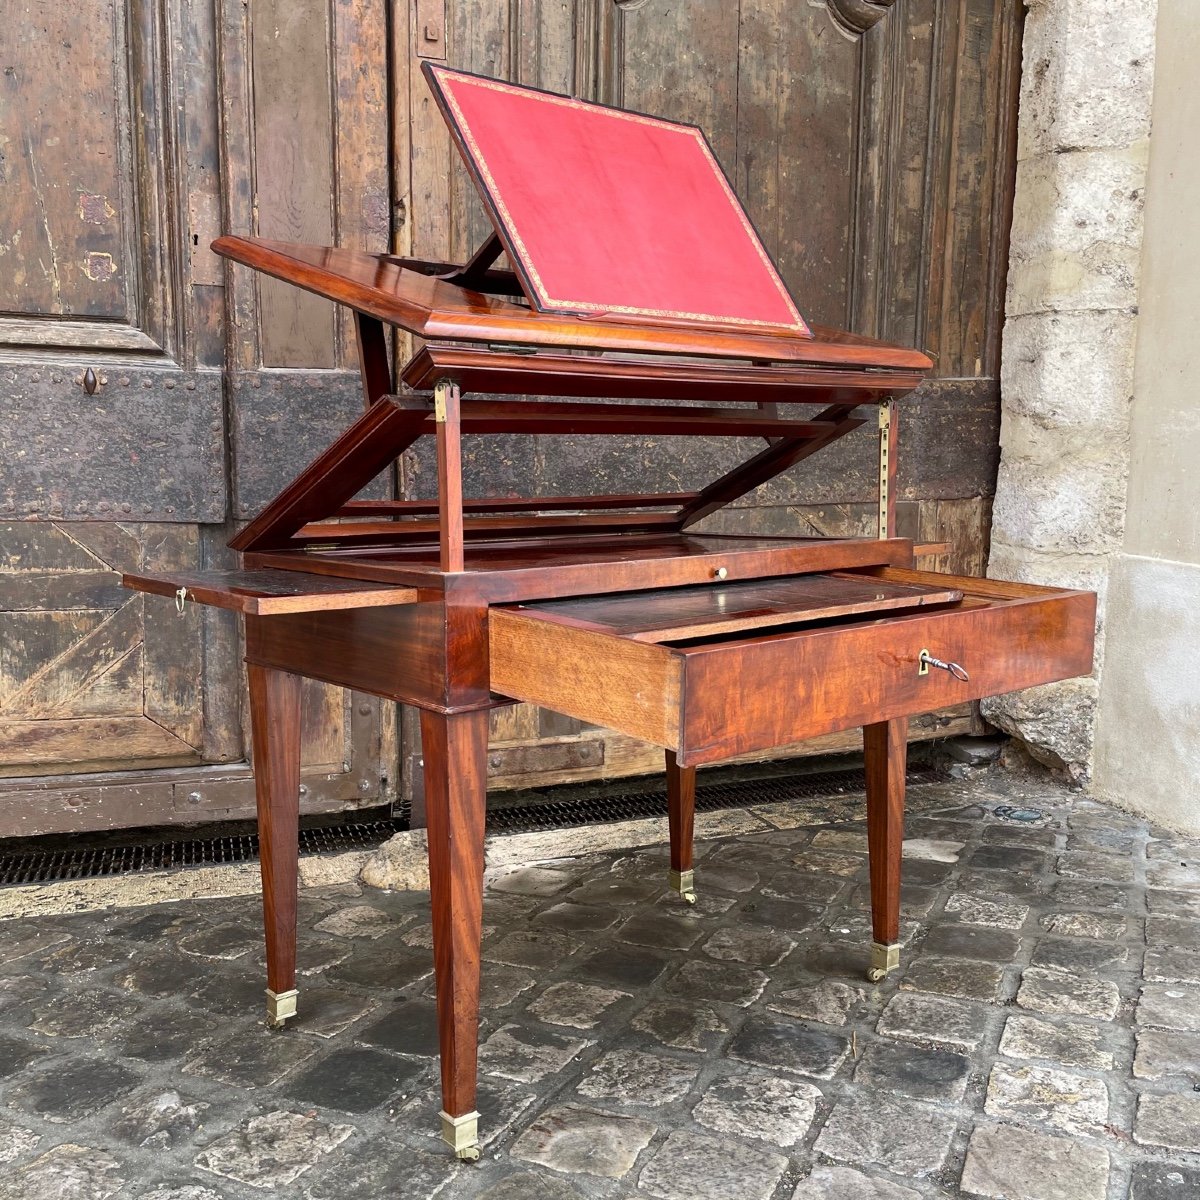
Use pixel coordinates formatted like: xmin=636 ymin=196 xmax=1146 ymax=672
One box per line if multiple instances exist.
xmin=1007 ymin=144 xmax=1148 ymax=316
xmin=302 ymin=1135 xmax=457 ymax=1200
xmin=194 ymin=1110 xmax=353 ymax=1189
xmin=313 ymin=905 xmax=395 ymax=939
xmin=575 ymin=946 xmax=668 ymax=990
xmin=877 ymin=992 xmax=990 ymax=1052
xmin=1000 ymin=310 xmax=1137 ymax=435
xmin=1030 ymin=936 xmax=1128 ymax=973
xmin=984 ymin=1062 xmax=1108 ymax=1136
xmin=791 ymin=1166 xmax=922 ymax=1200
xmin=813 ymin=1093 xmax=956 ymax=1176
xmin=664 ymin=960 xmax=767 ymax=1007
xmin=901 ymin=838 xmax=964 ymax=863
xmin=1145 ymin=887 xmax=1200 ymax=918
xmin=1134 ymin=1093 xmax=1200 ymax=1153
xmin=284 ymin=1047 xmax=425 ymax=1114
xmin=920 ymin=924 xmax=1021 ymax=962
xmin=991 ymin=442 xmax=1128 ymax=558
xmin=359 ymin=829 xmax=429 ymax=891
xmin=183 ymin=1026 xmax=317 ymax=1089
xmin=944 ymin=893 xmax=1030 ymax=930
xmin=1146 ymin=917 xmax=1200 ymax=951
xmin=1017 ymin=967 xmax=1121 ymax=1020
xmin=998 ymin=1013 xmax=1114 ymax=1070
xmin=533 ymin=903 xmax=618 ymax=935
xmin=769 ymin=980 xmax=865 ymax=1026
xmin=692 ymin=1070 xmax=820 ymax=1146
xmin=638 ymin=1129 xmax=787 ymax=1200
xmin=510 ymin=1104 xmax=655 ymax=1179
xmin=630 ymin=999 xmax=728 ymax=1052
xmin=983 ymin=679 xmax=1099 ymax=778
xmin=900 ymin=955 xmax=1004 ymax=1002
xmin=1039 ymin=911 xmax=1128 ymax=940
xmin=488 ymin=866 xmax=576 ymax=897
xmin=1053 ymin=880 xmax=1129 ymax=911
xmin=356 ymin=998 xmax=441 ymax=1057
xmin=527 ymin=982 xmax=628 ymax=1029
xmin=109 ymin=1087 xmax=209 ymax=1150
xmin=1057 ymin=852 xmax=1136 ymax=884
xmin=960 ymin=1122 xmax=1109 ymax=1200
xmin=614 ymin=910 xmax=703 ymax=951
xmin=27 ymin=984 xmax=138 ymax=1041
xmin=476 ymin=1172 xmax=587 ymax=1200
xmin=485 ymin=931 xmax=581 ymax=970
xmin=1129 ymin=1161 xmax=1200 ymax=1200
xmin=478 ymin=1024 xmax=592 ymax=1085
xmin=577 ymin=1048 xmax=698 ymax=1106
xmin=1143 ymin=947 xmax=1200 ymax=984
xmin=854 ymin=1040 xmax=971 ymax=1102
xmin=1018 ymin=0 xmax=1154 ymax=156
xmin=1133 ymin=1028 xmax=1200 ymax=1081
xmin=729 ymin=1015 xmax=849 ymax=1079
xmin=481 ymin=963 xmax=537 ymax=1008
xmin=0 ymin=1143 xmax=125 ymax=1200
xmin=1137 ymin=982 xmax=1200 ymax=1031
xmin=701 ymin=925 xmax=795 ymax=967
xmin=1146 ymin=860 xmax=1200 ymax=892
xmin=9 ymin=1058 xmax=141 ymax=1124
xmin=0 ymin=1117 xmax=39 ymax=1166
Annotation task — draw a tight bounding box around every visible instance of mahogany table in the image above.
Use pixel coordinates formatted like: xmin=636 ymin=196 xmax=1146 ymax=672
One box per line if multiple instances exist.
xmin=123 ymin=68 xmax=1095 ymax=1160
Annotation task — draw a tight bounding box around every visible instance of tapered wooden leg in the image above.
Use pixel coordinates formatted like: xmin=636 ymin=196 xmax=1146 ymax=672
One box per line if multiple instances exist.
xmin=248 ymin=663 xmax=303 ymax=1028
xmin=422 ymin=708 xmax=488 ymax=1159
xmin=864 ymin=717 xmax=906 ymax=982
xmin=666 ymin=750 xmax=696 ymax=904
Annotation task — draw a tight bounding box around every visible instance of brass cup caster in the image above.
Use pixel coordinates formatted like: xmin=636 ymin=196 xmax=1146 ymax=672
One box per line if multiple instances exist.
xmin=866 ymin=942 xmax=900 ymax=983
xmin=669 ymin=868 xmax=696 ymax=905
xmin=441 ymin=1110 xmax=480 ymax=1161
xmin=265 ymin=988 xmax=299 ymax=1029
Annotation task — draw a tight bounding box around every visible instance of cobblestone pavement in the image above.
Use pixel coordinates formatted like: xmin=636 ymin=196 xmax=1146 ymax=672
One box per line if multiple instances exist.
xmin=1 ymin=770 xmax=1199 ymax=1200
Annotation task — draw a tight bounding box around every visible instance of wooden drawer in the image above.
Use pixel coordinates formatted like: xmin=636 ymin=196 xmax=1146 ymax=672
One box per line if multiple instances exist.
xmin=488 ymin=568 xmax=1096 ymax=767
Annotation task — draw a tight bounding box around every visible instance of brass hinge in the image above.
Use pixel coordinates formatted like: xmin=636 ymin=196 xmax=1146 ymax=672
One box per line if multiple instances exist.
xmin=305 ymin=542 xmax=339 ymax=553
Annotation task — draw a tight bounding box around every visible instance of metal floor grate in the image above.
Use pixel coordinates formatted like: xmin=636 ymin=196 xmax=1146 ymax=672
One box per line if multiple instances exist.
xmin=0 ymin=764 xmax=938 ymax=888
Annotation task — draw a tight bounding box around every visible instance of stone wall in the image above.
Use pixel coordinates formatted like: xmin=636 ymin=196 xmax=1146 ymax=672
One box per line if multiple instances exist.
xmin=1091 ymin=0 xmax=1200 ymax=835
xmin=984 ymin=0 xmax=1156 ymax=781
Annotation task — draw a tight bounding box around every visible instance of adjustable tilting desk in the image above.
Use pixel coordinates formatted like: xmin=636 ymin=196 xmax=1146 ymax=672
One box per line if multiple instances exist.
xmin=124 ymin=66 xmax=1095 ymax=1158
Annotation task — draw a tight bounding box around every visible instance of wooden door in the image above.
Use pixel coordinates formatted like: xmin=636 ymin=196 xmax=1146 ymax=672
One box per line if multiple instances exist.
xmin=0 ymin=0 xmax=391 ymax=835
xmin=397 ymin=0 xmax=1022 ymax=796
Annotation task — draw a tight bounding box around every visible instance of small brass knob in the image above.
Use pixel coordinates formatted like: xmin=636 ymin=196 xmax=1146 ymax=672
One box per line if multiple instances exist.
xmin=713 ymin=566 xmax=728 ymax=580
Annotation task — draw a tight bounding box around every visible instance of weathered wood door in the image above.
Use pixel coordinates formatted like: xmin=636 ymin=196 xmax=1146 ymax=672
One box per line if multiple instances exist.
xmin=0 ymin=0 xmax=391 ymax=835
xmin=396 ymin=0 xmax=1022 ymax=797
xmin=2 ymin=0 xmax=1021 ymax=834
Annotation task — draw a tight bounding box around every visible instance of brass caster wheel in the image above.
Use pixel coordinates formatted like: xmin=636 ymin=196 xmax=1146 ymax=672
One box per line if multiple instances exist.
xmin=669 ymin=868 xmax=695 ymax=903
xmin=441 ymin=1110 xmax=480 ymax=1160
xmin=265 ymin=988 xmax=298 ymax=1029
xmin=867 ymin=942 xmax=901 ymax=984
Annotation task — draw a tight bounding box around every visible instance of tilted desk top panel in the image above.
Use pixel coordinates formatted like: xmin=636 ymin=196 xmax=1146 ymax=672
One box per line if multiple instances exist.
xmin=211 ymin=238 xmax=934 ymax=369
xmin=423 ymin=64 xmax=810 ymax=335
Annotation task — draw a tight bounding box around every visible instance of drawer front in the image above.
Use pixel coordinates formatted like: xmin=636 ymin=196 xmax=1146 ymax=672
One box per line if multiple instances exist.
xmin=678 ymin=585 xmax=1095 ymax=764
xmin=488 ymin=570 xmax=1096 ymax=767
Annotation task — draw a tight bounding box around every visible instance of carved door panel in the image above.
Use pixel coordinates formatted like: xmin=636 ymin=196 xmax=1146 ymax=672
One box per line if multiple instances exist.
xmin=0 ymin=0 xmax=391 ymax=835
xmin=399 ymin=0 xmax=1019 ymax=795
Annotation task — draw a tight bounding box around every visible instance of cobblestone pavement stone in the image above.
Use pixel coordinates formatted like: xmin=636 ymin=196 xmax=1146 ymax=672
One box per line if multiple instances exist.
xmin=1 ymin=770 xmax=1199 ymax=1198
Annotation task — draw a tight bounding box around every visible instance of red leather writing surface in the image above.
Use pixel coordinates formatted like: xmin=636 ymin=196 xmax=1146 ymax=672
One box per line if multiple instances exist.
xmin=426 ymin=65 xmax=810 ymax=337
